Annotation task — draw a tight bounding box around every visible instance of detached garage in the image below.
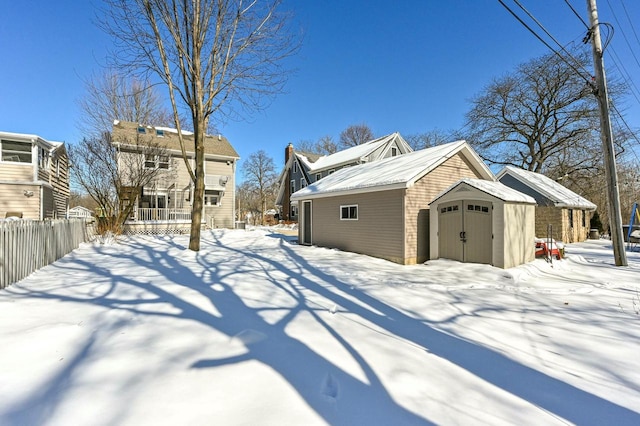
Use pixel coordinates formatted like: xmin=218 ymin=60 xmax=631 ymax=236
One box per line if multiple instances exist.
xmin=429 ymin=179 xmax=537 ymax=269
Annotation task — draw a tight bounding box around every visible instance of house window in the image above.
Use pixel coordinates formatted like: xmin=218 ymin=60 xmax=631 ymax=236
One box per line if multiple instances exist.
xmin=569 ymin=209 xmax=574 ymax=228
xmin=315 ymin=173 xmax=322 ymax=181
xmin=156 ymin=129 xmax=164 ymax=137
xmin=137 ymin=126 xmax=146 ymax=134
xmin=391 ymin=147 xmax=398 ymax=156
xmin=158 ymin=156 xmax=170 ymax=169
xmin=582 ymin=210 xmax=586 ymax=227
xmin=293 ymin=161 xmax=298 ymax=173
xmin=1 ymin=140 xmax=32 ymax=163
xmin=290 ymin=179 xmax=296 ymax=194
xmin=144 ymin=154 xmax=156 ymax=169
xmin=39 ymin=147 xmax=50 ymax=168
xmin=291 ymin=205 xmax=298 ymax=217
xmin=340 ymin=204 xmax=358 ymax=220
xmin=144 ymin=154 xmax=170 ymax=170
xmin=204 ymin=190 xmax=219 ymax=206
xmin=301 ymin=177 xmax=307 ymax=188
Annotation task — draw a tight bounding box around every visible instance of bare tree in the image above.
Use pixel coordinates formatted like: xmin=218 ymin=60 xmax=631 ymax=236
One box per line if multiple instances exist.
xmin=405 ymin=129 xmax=452 ymax=151
xmin=296 ymin=135 xmax=337 ymax=156
xmin=316 ymin=135 xmax=338 ymax=155
xmin=68 ymin=132 xmax=171 ymax=235
xmin=242 ymin=150 xmax=277 ymax=225
xmin=77 ymin=70 xmax=174 ymax=138
xmin=99 ymin=0 xmax=298 ymax=251
xmin=339 ymin=123 xmax=374 ymax=149
xmin=464 ymin=47 xmax=633 ymax=174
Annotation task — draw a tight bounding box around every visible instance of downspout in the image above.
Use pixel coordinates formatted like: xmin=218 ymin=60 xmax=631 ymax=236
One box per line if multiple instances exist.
xmin=232 ymin=159 xmax=237 ymax=228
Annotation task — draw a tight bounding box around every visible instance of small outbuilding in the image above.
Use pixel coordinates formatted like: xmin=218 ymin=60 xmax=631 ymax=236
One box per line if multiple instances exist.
xmin=429 ymin=179 xmax=537 ymax=269
xmin=497 ymin=166 xmax=597 ymax=243
xmin=290 ymin=140 xmax=494 ymax=265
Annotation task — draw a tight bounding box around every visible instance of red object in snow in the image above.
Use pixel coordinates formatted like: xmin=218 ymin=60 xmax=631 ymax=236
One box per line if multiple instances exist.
xmin=535 ymin=240 xmax=562 ymax=260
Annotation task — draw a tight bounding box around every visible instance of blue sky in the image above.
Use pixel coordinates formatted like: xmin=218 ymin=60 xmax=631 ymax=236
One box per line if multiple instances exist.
xmin=1 ymin=1 xmax=639 ymax=171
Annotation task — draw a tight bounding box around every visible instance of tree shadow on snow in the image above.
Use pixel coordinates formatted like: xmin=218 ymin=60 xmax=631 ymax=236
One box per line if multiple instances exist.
xmin=0 ymin=234 xmax=430 ymax=425
xmin=2 ymin=231 xmax=639 ymax=425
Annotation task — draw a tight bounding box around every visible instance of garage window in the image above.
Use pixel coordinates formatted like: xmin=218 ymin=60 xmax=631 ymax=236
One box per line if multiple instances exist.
xmin=441 ymin=205 xmax=459 ymax=214
xmin=467 ymin=204 xmax=489 ymax=213
xmin=340 ymin=205 xmax=358 ymax=220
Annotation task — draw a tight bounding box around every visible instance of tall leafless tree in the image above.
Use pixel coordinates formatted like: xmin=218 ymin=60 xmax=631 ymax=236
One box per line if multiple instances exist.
xmin=339 ymin=123 xmax=374 ymax=149
xmin=73 ymin=71 xmax=174 ymax=235
xmin=463 ymin=47 xmax=633 ymax=175
xmin=99 ymin=0 xmax=299 ymax=250
xmin=77 ymin=70 xmax=174 ymax=138
xmin=242 ymin=150 xmax=277 ymax=225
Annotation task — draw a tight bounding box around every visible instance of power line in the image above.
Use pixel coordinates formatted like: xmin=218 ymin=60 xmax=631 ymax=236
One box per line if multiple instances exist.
xmin=497 ymin=0 xmax=594 ymax=86
xmin=513 ymin=0 xmax=593 ymax=76
xmin=607 ymin=46 xmax=640 ymax=104
xmin=618 ymin=0 xmax=640 ymax=48
xmin=604 ymin=0 xmax=640 ymax=69
xmin=563 ymin=0 xmax=590 ymax=29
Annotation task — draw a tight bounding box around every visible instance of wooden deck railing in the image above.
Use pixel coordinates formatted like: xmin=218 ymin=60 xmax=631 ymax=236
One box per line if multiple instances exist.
xmin=133 ymin=208 xmax=192 ymax=222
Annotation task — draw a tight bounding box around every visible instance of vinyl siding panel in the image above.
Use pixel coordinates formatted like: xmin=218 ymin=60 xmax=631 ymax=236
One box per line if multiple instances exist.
xmin=204 ymin=159 xmax=235 ymax=228
xmin=405 ymin=154 xmax=484 ymax=263
xmin=0 ymin=163 xmax=33 ymax=181
xmin=503 ymin=204 xmax=535 ymax=268
xmin=0 ymin=183 xmax=41 ymax=219
xmin=308 ymin=190 xmax=405 ymax=263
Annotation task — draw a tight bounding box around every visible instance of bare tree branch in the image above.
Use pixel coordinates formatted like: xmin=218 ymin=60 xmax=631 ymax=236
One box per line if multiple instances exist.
xmin=98 ymin=0 xmax=299 ymax=250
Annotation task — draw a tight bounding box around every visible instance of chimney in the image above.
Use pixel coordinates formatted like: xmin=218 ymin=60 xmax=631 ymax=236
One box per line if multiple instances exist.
xmin=285 ymin=142 xmax=293 ymax=163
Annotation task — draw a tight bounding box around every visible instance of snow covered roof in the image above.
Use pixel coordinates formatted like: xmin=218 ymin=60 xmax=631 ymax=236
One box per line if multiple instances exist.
xmin=0 ymin=130 xmax=63 ymax=150
xmin=497 ymin=166 xmax=596 ymax=210
xmin=308 ymin=132 xmax=408 ymax=172
xmin=291 ymin=140 xmax=494 ymax=200
xmin=430 ymin=179 xmax=537 ymax=205
xmin=112 ymin=120 xmax=239 ymax=158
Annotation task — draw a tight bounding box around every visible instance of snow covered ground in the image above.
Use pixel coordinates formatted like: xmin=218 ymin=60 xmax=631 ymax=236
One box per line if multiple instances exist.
xmin=0 ymin=229 xmax=639 ymax=425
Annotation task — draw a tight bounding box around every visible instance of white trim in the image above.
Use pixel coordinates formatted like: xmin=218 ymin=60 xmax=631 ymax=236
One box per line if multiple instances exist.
xmin=340 ymin=204 xmax=358 ymax=220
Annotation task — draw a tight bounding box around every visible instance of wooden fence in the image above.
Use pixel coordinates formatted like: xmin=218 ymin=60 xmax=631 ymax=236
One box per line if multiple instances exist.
xmin=0 ymin=219 xmax=91 ymax=289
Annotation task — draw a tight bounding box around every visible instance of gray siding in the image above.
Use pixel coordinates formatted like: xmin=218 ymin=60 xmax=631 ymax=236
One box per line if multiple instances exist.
xmin=499 ymin=174 xmax=554 ymax=207
xmin=308 ymin=190 xmax=405 ymax=263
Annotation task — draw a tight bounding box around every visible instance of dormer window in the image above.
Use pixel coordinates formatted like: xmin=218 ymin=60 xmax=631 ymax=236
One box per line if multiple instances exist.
xmin=137 ymin=126 xmax=146 ymax=134
xmin=391 ymin=147 xmax=398 ymax=157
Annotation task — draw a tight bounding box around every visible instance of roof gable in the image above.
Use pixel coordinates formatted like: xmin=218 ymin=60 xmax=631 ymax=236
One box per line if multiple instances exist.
xmin=497 ymin=166 xmax=596 ymax=209
xmin=292 ymin=140 xmax=494 ymax=200
xmin=430 ymin=179 xmax=537 ymax=205
xmin=308 ymin=132 xmax=411 ymax=172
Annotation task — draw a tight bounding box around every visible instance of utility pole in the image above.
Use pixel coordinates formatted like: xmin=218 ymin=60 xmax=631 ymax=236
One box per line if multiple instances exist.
xmin=586 ymin=0 xmax=628 ymax=266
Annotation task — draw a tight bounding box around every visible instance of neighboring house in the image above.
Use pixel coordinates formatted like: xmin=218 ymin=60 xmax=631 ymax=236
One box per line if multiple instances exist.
xmin=111 ymin=120 xmax=239 ymax=232
xmin=497 ymin=166 xmax=597 ymax=243
xmin=0 ymin=131 xmax=69 ymax=220
xmin=290 ymin=140 xmax=494 ymax=265
xmin=276 ymin=132 xmax=412 ymax=221
xmin=429 ymin=179 xmax=537 ymax=268
xmin=68 ymin=206 xmax=94 ymax=220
